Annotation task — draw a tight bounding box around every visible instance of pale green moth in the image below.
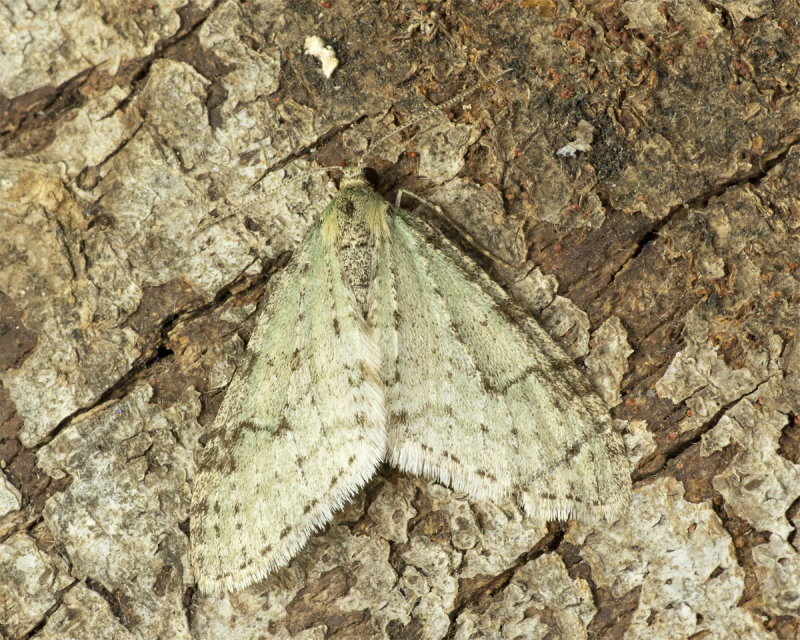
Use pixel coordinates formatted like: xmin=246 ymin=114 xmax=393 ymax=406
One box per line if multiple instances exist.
xmin=190 ymin=78 xmax=631 ymax=595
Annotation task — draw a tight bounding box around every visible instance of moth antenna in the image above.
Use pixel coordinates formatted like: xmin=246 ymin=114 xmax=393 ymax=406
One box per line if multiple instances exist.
xmin=210 ymin=69 xmax=511 ymax=219
xmin=357 ymin=68 xmax=512 ymax=170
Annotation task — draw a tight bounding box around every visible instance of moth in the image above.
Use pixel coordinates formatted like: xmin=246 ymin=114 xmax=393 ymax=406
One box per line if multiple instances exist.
xmin=190 ymin=167 xmax=631 ymax=594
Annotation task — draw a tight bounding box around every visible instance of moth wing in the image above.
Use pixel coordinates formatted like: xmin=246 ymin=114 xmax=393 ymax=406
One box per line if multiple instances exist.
xmin=369 ymin=207 xmax=629 ymax=520
xmin=191 ymin=220 xmax=385 ymax=594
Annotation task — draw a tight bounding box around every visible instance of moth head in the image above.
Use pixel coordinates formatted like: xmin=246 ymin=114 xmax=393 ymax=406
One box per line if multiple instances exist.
xmin=321 ymin=171 xmax=390 ymax=245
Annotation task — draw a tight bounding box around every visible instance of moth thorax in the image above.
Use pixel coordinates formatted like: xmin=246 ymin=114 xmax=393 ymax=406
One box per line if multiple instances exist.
xmin=336 ymin=200 xmax=378 ymax=316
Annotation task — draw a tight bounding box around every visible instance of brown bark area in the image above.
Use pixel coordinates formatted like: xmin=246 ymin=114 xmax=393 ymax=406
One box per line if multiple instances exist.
xmin=1 ymin=0 xmax=799 ymax=638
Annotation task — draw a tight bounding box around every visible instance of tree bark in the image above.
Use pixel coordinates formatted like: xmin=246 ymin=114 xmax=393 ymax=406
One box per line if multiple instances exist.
xmin=1 ymin=1 xmax=799 ymax=638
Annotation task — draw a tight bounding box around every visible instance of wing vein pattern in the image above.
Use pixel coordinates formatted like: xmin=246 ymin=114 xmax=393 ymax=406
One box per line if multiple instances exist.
xmin=191 ymin=218 xmax=385 ymax=594
xmin=372 ymin=205 xmax=630 ymax=519
xmin=192 ymin=177 xmax=631 ymax=594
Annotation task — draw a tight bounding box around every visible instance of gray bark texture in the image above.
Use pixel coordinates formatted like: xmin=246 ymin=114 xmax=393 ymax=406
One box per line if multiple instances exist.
xmin=1 ymin=0 xmax=799 ymax=638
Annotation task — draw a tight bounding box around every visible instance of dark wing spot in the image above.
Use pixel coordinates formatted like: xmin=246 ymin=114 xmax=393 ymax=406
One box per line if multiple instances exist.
xmin=273 ymin=416 xmax=291 ymax=438
xmin=390 ymin=410 xmax=408 ymax=425
xmin=241 ymin=356 xmax=257 ymax=382
xmin=567 ymin=441 xmax=584 ymax=457
xmin=551 ymin=359 xmax=572 ymax=373
xmin=192 ymin=497 xmax=208 ymax=516
xmin=239 ymin=419 xmax=260 ymax=434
